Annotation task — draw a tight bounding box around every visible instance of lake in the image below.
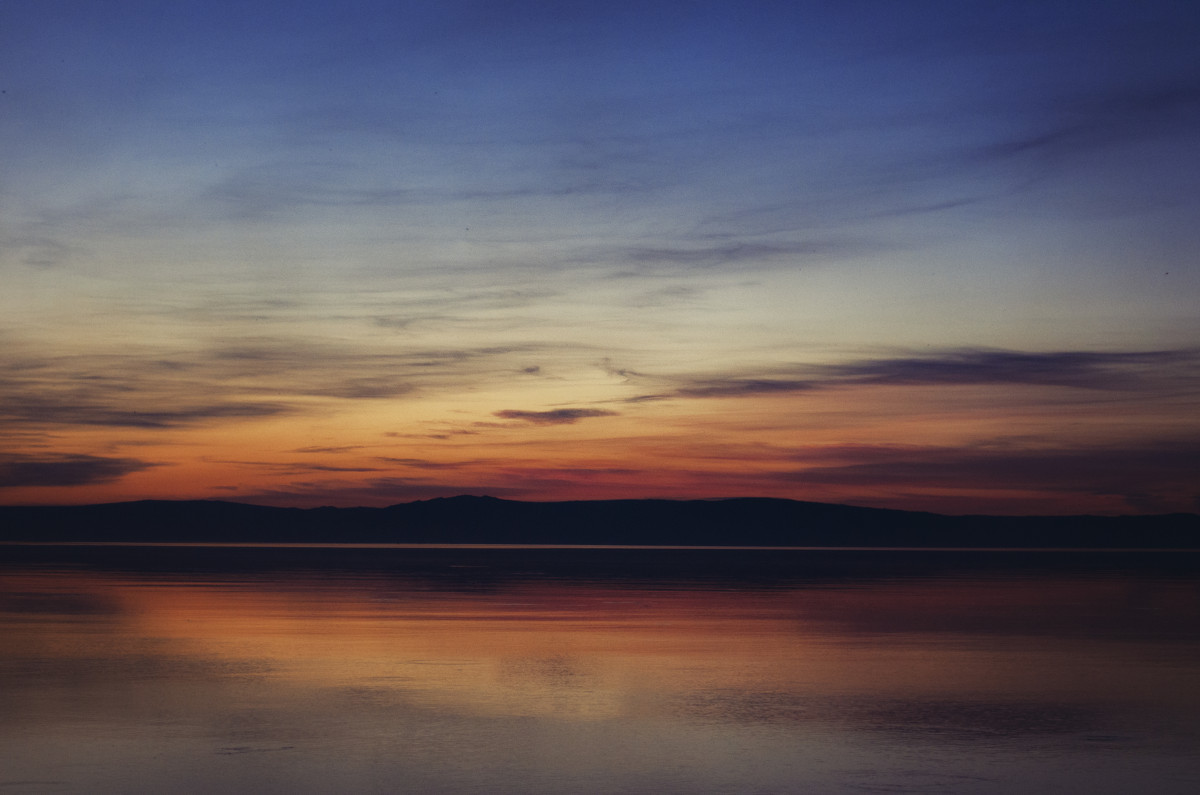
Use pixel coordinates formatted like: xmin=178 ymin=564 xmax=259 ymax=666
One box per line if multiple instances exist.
xmin=2 ymin=546 xmax=1199 ymax=794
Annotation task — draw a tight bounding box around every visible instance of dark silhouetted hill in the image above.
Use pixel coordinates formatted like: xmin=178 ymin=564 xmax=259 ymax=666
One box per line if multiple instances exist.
xmin=1 ymin=496 xmax=1196 ymax=548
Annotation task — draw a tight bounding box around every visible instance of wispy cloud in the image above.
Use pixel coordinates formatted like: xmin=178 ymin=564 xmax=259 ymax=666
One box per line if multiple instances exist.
xmin=201 ymin=160 xmax=418 ymax=221
xmin=0 ymin=233 xmax=84 ymax=269
xmin=0 ymin=339 xmax=556 ymax=433
xmin=200 ymin=457 xmax=384 ymax=476
xmin=620 ymin=240 xmax=860 ymax=270
xmin=982 ymin=80 xmax=1200 ymax=163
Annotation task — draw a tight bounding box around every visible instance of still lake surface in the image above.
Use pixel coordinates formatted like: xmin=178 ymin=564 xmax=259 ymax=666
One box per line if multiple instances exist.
xmin=2 ymin=545 xmax=1199 ymax=794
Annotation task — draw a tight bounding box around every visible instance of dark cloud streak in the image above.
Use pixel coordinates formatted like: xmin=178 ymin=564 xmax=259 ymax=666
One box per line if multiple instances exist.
xmin=632 ymin=348 xmax=1200 ymax=403
xmin=493 ymin=408 xmax=618 ymax=425
xmin=0 ymin=397 xmax=291 ymax=429
xmin=818 ymin=349 xmax=1197 ymax=390
xmin=0 ymin=454 xmax=156 ymax=488
xmin=779 ymin=440 xmax=1200 ymax=514
xmin=677 ymin=379 xmax=817 ymax=399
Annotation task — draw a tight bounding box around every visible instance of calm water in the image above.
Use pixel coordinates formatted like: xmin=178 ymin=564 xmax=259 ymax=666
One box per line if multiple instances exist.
xmin=2 ymin=546 xmax=1199 ymax=794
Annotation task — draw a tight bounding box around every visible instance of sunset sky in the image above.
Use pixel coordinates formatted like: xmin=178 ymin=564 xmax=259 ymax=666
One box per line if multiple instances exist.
xmin=3 ymin=1 xmax=1198 ymax=514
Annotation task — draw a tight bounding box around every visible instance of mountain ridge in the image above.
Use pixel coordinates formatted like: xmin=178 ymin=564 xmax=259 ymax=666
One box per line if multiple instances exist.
xmin=1 ymin=496 xmax=1196 ymax=548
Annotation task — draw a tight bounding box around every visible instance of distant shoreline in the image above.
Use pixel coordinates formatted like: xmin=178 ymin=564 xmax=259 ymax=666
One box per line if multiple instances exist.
xmin=4 ymin=541 xmax=1200 ymax=553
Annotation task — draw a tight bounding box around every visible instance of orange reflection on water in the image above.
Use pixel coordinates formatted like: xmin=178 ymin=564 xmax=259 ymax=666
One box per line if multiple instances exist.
xmin=105 ymin=576 xmax=817 ymax=720
xmin=6 ymin=565 xmax=1198 ymax=725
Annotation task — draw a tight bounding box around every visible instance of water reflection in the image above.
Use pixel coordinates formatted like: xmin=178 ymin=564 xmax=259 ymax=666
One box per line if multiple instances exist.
xmin=2 ymin=547 xmax=1199 ymax=793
